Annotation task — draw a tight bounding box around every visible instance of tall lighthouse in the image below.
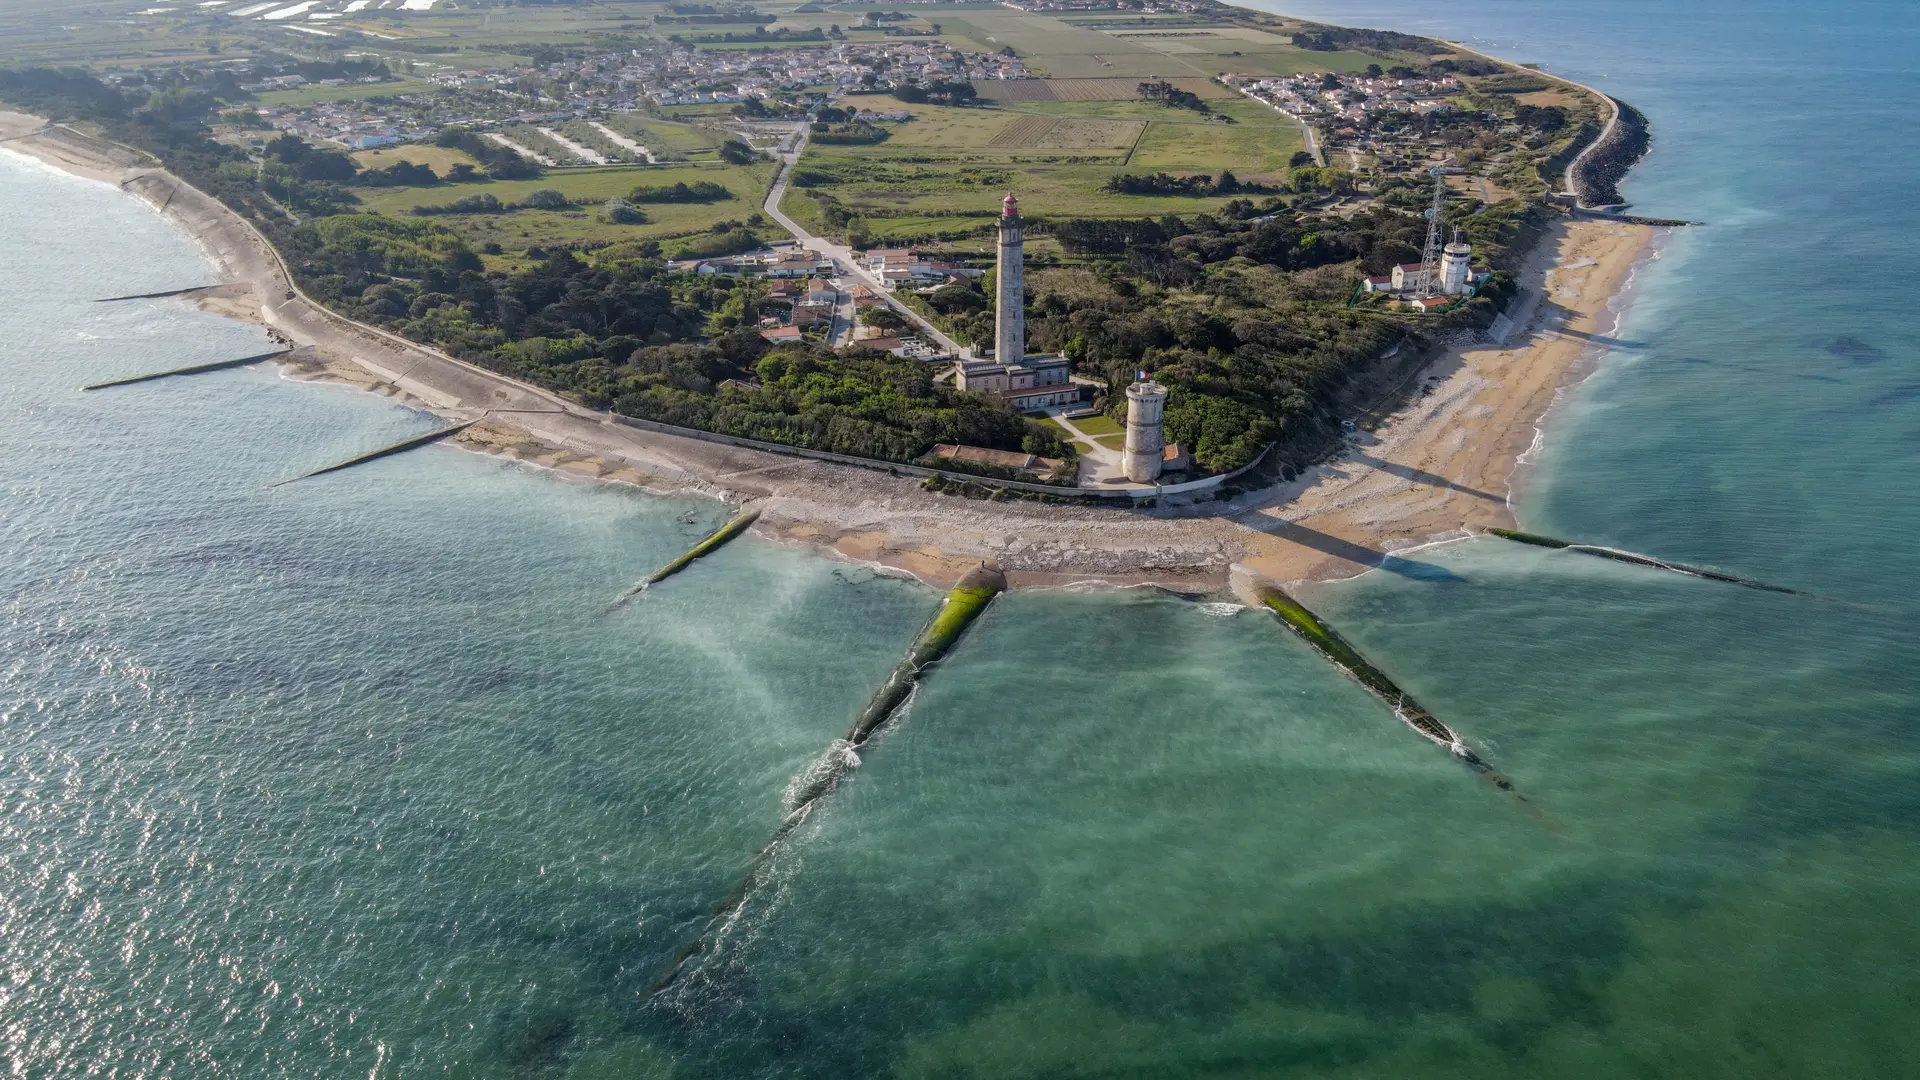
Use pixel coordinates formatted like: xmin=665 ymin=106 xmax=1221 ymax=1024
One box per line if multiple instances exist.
xmin=994 ymin=192 xmax=1025 ymax=362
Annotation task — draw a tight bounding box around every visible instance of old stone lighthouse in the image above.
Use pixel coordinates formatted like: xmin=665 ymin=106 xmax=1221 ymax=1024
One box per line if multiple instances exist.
xmin=953 ymin=194 xmax=1079 ymax=411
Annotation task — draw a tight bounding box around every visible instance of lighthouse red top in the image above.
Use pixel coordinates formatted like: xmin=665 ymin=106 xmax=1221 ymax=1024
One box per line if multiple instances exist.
xmin=1001 ymin=192 xmax=1019 ymax=217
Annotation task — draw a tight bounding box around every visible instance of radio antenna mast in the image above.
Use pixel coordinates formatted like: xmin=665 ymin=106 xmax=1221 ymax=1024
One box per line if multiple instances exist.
xmin=1419 ymin=166 xmax=1446 ymax=297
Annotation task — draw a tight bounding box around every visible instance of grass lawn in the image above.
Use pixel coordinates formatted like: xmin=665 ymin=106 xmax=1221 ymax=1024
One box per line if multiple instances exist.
xmin=604 ymin=114 xmax=724 ymax=157
xmin=352 ymin=162 xmax=767 ymax=215
xmin=350 ymin=145 xmax=478 ymax=173
xmin=351 ymin=161 xmax=773 ymax=252
xmin=785 ymin=151 xmax=1291 ymax=235
xmin=255 ymin=78 xmax=438 ymax=108
xmin=1129 ymin=103 xmax=1302 ymax=174
xmin=1094 ymin=433 xmax=1127 ymax=451
xmin=1073 ymin=414 xmax=1124 ymax=436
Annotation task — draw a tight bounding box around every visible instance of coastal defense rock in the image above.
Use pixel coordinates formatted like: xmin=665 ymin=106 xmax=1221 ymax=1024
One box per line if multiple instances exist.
xmin=94 ymin=282 xmax=230 ymax=303
xmin=606 ymin=505 xmax=762 ymax=611
xmin=271 ymin=419 xmax=476 ymax=487
xmin=651 ymin=562 xmax=1006 ymax=997
xmin=844 ymin=560 xmax=1005 ymax=745
xmin=81 ymin=348 xmax=292 ymax=391
xmin=1251 ymin=580 xmax=1516 ymax=793
xmin=1486 ymin=528 xmax=1803 ymax=594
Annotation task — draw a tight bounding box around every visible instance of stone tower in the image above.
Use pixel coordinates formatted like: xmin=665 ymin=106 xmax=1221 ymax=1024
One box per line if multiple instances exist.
xmin=1440 ymin=237 xmax=1472 ymax=296
xmin=994 ymin=192 xmax=1024 ymax=362
xmin=1123 ymin=379 xmax=1169 ymax=483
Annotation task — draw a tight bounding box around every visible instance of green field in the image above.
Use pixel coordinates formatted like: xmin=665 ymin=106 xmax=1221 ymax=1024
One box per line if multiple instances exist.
xmin=603 ymin=114 xmax=726 ymax=159
xmin=783 ymin=83 xmax=1305 ymax=240
xmin=923 ymin=10 xmax=1374 ymax=80
xmin=351 ymin=160 xmax=773 ymax=253
xmin=255 ymin=78 xmax=439 ymax=109
xmin=349 ymin=144 xmax=478 ymax=173
xmin=760 ymin=2 xmax=1364 ymax=243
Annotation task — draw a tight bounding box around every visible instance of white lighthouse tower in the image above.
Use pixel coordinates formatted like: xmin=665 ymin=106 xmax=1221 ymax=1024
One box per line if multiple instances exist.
xmin=1440 ymin=233 xmax=1473 ymax=296
xmin=994 ymin=192 xmax=1025 ymax=362
xmin=1123 ymin=379 xmax=1169 ymax=483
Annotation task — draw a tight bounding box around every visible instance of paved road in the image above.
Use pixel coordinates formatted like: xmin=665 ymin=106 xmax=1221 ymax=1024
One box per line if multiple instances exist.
xmin=762 ymin=127 xmax=969 ymax=358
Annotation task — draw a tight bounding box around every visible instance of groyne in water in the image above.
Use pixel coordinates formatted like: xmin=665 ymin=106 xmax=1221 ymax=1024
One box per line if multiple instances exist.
xmin=651 ymin=562 xmax=1007 ymax=996
xmin=270 ymin=420 xmax=475 ymax=487
xmin=605 ymin=506 xmax=760 ymax=612
xmin=1486 ymin=528 xmax=1803 ymax=595
xmin=81 ymin=348 xmax=291 ymax=391
xmin=1252 ymin=581 xmax=1520 ymax=795
xmin=94 ymin=283 xmax=230 ymax=303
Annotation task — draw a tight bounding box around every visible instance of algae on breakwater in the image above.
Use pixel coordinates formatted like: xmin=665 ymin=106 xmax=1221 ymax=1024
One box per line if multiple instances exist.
xmin=843 ymin=562 xmax=1004 ymax=745
xmin=651 ymin=562 xmax=1007 ymax=996
xmin=606 ymin=506 xmax=761 ymax=611
xmin=1252 ymin=581 xmax=1515 ymax=792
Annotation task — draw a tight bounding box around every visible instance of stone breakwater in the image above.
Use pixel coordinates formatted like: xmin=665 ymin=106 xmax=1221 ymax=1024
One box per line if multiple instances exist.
xmin=1571 ymin=98 xmax=1652 ymax=209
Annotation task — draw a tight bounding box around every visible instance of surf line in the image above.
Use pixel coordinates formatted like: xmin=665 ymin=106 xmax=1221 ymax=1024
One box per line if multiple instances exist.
xmin=604 ymin=505 xmax=761 ymax=612
xmin=81 ymin=348 xmax=293 ymax=391
xmin=269 ymin=419 xmax=476 ymax=487
xmin=1485 ymin=528 xmax=1804 ymax=595
xmin=1252 ymin=580 xmax=1530 ymax=803
xmin=649 ymin=561 xmax=1007 ymax=997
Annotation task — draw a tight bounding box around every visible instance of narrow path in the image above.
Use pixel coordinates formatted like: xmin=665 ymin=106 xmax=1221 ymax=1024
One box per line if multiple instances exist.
xmin=1049 ymin=411 xmax=1127 ymax=486
xmin=1439 ymin=39 xmax=1620 ymax=207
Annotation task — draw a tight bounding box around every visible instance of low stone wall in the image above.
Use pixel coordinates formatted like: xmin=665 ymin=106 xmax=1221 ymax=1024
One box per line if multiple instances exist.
xmin=609 ymin=413 xmax=1269 ymax=500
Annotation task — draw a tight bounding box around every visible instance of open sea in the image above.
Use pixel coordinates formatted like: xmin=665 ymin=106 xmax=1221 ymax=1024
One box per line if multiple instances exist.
xmin=4 ymin=1 xmax=1919 ymax=1074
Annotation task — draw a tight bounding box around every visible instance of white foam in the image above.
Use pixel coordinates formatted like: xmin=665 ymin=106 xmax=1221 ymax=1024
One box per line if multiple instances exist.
xmin=399 ymin=0 xmax=436 ymax=8
xmin=231 ymin=1 xmax=276 ymax=13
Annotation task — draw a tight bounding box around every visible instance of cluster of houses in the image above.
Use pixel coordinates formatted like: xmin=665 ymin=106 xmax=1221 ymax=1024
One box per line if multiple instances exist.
xmin=635 ymin=40 xmax=1027 ymax=109
xmin=665 ymin=243 xmax=948 ymax=357
xmin=1002 ymin=0 xmax=1217 ymax=12
xmin=675 ymin=244 xmax=978 ymax=292
xmin=1228 ymin=71 xmax=1465 ymax=129
xmin=860 ymin=247 xmax=972 ymax=290
xmin=241 ymin=29 xmax=1028 ymax=149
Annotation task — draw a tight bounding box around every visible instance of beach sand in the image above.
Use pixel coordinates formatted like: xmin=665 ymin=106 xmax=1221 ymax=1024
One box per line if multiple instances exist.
xmin=0 ymin=109 xmax=1655 ymax=591
xmin=1235 ymin=218 xmax=1655 ymax=582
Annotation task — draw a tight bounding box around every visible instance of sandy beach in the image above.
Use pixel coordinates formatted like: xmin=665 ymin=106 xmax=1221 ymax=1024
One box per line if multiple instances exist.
xmin=0 ymin=109 xmax=1655 ymax=592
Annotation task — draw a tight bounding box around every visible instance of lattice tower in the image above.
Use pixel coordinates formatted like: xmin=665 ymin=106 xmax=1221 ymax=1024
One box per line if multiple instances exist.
xmin=1419 ymin=167 xmax=1446 ymax=298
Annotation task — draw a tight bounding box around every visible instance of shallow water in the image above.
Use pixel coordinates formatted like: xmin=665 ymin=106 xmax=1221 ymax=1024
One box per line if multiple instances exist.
xmin=4 ymin=2 xmax=1920 ymax=1071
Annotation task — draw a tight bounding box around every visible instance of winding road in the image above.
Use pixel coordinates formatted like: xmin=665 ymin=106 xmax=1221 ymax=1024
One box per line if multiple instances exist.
xmin=760 ymin=124 xmax=968 ymax=357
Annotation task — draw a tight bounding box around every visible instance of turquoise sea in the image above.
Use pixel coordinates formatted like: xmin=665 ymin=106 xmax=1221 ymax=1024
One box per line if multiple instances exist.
xmin=4 ymin=1 xmax=1919 ymax=1073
